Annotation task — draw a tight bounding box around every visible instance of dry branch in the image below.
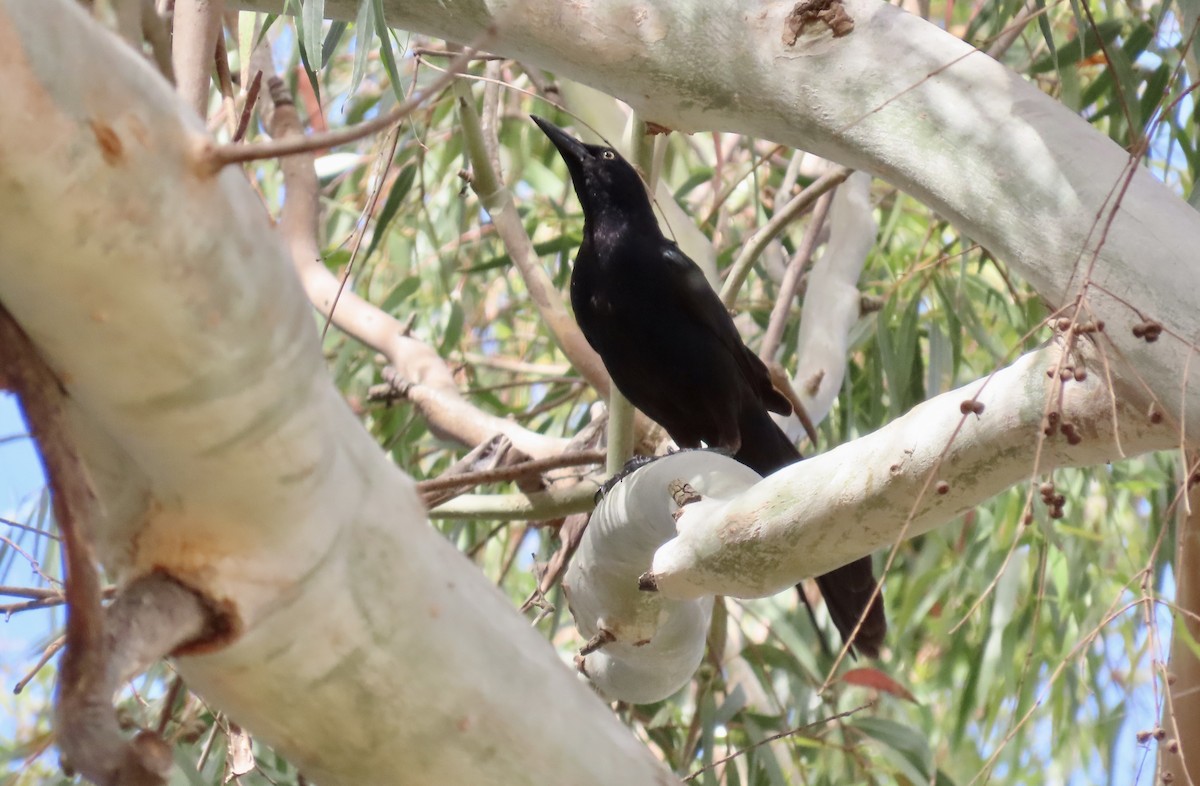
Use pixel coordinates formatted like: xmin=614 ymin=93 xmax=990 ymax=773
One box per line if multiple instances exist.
xmin=0 ymin=307 xmax=214 ymax=786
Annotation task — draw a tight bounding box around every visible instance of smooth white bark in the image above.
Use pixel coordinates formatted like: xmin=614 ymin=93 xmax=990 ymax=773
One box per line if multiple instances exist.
xmin=650 ymin=344 xmax=1176 ymax=599
xmin=565 ymin=452 xmax=760 ymax=702
xmin=574 ymin=343 xmax=1174 ymax=689
xmin=0 ymin=3 xmax=671 ymax=784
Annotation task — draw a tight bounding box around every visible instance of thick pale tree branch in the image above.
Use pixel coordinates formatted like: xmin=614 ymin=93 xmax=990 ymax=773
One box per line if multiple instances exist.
xmin=0 ymin=4 xmax=674 ymax=784
xmin=572 ymin=337 xmax=1178 ymax=696
xmin=649 ymin=343 xmax=1177 ymax=599
xmin=564 ymin=452 xmax=758 ymax=703
xmin=6 ymin=0 xmax=1200 ymax=779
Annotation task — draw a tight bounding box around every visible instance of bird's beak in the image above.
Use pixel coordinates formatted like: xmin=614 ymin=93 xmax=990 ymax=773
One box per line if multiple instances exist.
xmin=531 ymin=115 xmax=590 ymax=171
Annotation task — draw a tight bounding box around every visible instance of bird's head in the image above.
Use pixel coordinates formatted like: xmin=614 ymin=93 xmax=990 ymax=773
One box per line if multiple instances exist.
xmin=531 ymin=116 xmax=655 ymax=227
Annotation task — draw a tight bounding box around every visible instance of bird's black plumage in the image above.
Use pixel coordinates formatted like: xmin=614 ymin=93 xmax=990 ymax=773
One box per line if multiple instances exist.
xmin=533 ymin=116 xmax=886 ymax=657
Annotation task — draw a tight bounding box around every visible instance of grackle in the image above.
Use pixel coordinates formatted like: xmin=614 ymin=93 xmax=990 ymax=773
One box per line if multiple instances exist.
xmin=533 ymin=116 xmax=886 ymax=657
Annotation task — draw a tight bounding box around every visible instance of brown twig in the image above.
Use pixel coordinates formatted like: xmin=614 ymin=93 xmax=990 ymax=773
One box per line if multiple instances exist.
xmin=519 ymin=511 xmax=590 ymax=613
xmin=13 ymin=635 xmax=65 ymax=694
xmin=760 ymin=189 xmax=836 ymax=361
xmin=0 ymin=516 xmax=60 ymax=540
xmin=682 ymin=702 xmax=875 ymax=781
xmin=232 ymin=69 xmax=263 ymax=144
xmin=155 ymin=675 xmax=187 ymax=737
xmin=2 ymin=597 xmax=72 ymax=616
xmin=0 ymin=306 xmax=218 ymax=785
xmin=417 ymin=449 xmax=607 ymax=495
xmin=0 ymin=534 xmax=61 ymax=586
xmin=0 ymin=585 xmax=65 ymax=599
xmin=205 ymin=31 xmax=493 ymax=168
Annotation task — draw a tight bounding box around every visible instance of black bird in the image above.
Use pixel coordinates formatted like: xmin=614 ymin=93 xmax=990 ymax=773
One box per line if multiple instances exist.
xmin=533 ymin=116 xmax=886 ymax=657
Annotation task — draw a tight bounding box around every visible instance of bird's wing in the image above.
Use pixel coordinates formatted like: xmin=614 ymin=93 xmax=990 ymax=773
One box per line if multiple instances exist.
xmin=661 ymin=244 xmax=792 ymax=416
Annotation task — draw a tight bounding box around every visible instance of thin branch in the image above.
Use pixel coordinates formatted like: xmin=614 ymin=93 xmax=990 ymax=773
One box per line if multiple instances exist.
xmin=0 ymin=305 xmax=212 ymax=786
xmin=205 ymin=33 xmax=492 ymax=168
xmin=0 ymin=516 xmax=59 ymax=541
xmin=984 ymin=0 xmax=1039 ymax=60
xmin=760 ymin=189 xmax=836 ymax=361
xmin=1160 ymin=454 xmax=1200 ymax=784
xmin=766 ymin=362 xmax=819 ymax=447
xmin=427 ymin=481 xmax=600 ymax=520
xmin=0 ymin=533 xmax=61 ymax=586
xmin=412 ymin=47 xmax=506 ymax=60
xmin=0 ymin=585 xmax=67 ymax=599
xmin=416 ymin=449 xmax=606 ymax=494
xmin=232 ymin=69 xmax=263 ymax=143
xmin=155 ymin=675 xmax=186 ymax=736
xmin=1 ymin=596 xmax=71 ymax=615
xmin=13 ymin=635 xmax=64 ymax=694
xmin=719 ymin=167 xmax=852 ymax=307
xmin=682 ymin=702 xmax=875 ymax=782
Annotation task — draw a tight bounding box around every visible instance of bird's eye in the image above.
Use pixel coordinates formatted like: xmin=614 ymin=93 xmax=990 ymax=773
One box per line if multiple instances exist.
xmin=601 ymin=150 xmax=616 ymax=160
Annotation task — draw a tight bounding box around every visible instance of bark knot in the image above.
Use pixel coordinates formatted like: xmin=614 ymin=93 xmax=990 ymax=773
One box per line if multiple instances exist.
xmin=783 ymin=0 xmax=855 ymax=44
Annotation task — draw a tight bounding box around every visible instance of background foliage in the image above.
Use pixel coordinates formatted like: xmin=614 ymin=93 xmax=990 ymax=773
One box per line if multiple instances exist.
xmin=2 ymin=0 xmax=1195 ymax=783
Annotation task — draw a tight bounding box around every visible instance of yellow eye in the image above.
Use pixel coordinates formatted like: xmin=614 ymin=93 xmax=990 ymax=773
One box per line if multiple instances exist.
xmin=601 ymin=150 xmax=616 ymax=160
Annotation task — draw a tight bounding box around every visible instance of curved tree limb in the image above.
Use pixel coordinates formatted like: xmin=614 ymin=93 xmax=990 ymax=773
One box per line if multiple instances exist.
xmin=649 ymin=342 xmax=1178 ymax=599
xmin=0 ymin=6 xmax=677 ymax=784
xmin=6 ymin=0 xmax=1200 ymax=782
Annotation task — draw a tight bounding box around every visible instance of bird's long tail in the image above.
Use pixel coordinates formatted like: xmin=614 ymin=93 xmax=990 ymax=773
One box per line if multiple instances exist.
xmin=734 ymin=405 xmax=887 ymax=658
